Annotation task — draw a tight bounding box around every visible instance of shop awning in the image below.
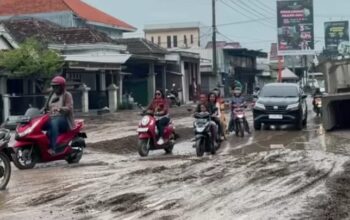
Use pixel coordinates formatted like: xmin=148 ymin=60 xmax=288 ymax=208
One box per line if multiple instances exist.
xmin=63 ymin=54 xmax=131 ymax=64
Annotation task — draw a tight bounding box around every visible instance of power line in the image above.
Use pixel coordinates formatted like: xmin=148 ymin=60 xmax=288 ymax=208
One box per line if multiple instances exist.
xmin=217 ymin=31 xmax=275 ymax=42
xmin=217 ymin=31 xmax=236 ymax=42
xmin=235 ymin=0 xmax=275 ymax=23
xmin=227 ymin=0 xmax=275 ymax=27
xmin=255 ymin=0 xmax=274 ymax=11
xmin=245 ymin=0 xmax=275 ymax=17
xmin=220 ymin=0 xmax=275 ymax=30
xmin=217 ymin=17 xmax=274 ymax=27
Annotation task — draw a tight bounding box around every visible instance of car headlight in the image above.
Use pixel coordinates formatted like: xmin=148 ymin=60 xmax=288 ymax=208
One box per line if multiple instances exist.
xmin=141 ymin=116 xmax=150 ymax=126
xmin=254 ymin=102 xmax=265 ymax=110
xmin=286 ymin=103 xmax=299 ymax=110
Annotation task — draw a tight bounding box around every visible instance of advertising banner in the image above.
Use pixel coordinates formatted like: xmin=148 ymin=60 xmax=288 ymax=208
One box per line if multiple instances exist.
xmin=277 ymin=0 xmax=314 ymax=56
xmin=325 ymin=21 xmax=349 ymax=52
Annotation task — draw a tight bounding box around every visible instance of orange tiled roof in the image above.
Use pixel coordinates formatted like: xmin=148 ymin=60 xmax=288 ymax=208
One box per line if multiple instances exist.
xmin=64 ymin=0 xmax=135 ymax=31
xmin=0 ymin=0 xmax=136 ymax=31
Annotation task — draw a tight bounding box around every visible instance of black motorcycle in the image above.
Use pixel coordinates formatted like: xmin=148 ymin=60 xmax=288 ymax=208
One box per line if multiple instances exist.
xmin=166 ymin=90 xmax=181 ymax=107
xmin=0 ymin=129 xmax=12 ymax=190
xmin=193 ymin=112 xmax=218 ymax=157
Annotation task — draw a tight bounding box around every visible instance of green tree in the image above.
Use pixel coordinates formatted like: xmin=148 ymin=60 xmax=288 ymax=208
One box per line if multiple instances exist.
xmin=0 ymin=38 xmax=64 ymax=92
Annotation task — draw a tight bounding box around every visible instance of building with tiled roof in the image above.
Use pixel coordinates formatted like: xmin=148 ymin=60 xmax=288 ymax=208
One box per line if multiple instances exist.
xmin=0 ymin=18 xmax=113 ymax=45
xmin=0 ymin=0 xmax=136 ymax=39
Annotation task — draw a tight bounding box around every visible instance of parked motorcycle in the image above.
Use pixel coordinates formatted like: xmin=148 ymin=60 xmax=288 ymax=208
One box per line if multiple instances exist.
xmin=314 ymin=97 xmax=322 ymax=117
xmin=137 ymin=107 xmax=176 ymax=157
xmin=231 ymin=104 xmax=249 ymax=137
xmin=193 ymin=112 xmax=218 ymax=157
xmin=0 ymin=129 xmax=12 ymax=190
xmin=166 ymin=90 xmax=181 ymax=107
xmin=12 ymin=108 xmax=87 ymax=170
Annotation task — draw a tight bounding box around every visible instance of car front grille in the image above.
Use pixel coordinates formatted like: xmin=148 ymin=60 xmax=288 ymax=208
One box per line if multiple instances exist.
xmin=265 ymin=105 xmax=287 ymax=113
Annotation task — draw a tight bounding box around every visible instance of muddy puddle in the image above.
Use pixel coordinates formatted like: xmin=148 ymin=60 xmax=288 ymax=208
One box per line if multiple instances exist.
xmin=1 ymin=148 xmax=349 ymax=220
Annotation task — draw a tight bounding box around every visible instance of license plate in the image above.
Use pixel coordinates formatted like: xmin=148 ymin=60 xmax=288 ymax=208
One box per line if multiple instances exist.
xmin=137 ymin=127 xmax=148 ymax=132
xmin=269 ymin=114 xmax=283 ymax=119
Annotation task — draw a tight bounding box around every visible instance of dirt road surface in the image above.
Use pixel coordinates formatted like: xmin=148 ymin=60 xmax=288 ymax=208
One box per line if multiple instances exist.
xmin=1 ymin=103 xmax=350 ymax=220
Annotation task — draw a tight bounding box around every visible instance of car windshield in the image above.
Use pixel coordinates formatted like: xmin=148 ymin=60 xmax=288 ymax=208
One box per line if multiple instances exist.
xmin=260 ymin=86 xmax=299 ymax=98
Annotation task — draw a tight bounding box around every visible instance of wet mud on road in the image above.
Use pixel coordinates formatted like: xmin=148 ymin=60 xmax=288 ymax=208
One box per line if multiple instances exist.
xmin=2 ymin=107 xmax=350 ymax=219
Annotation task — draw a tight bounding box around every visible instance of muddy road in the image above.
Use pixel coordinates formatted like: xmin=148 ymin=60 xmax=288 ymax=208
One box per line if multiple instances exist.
xmin=2 ymin=104 xmax=350 ymax=220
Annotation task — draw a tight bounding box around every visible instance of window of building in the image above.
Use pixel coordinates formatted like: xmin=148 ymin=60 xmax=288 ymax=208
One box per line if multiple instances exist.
xmin=167 ymin=36 xmax=171 ymax=48
xmin=158 ymin=36 xmax=161 ymax=45
xmin=184 ymin=35 xmax=187 ymax=47
xmin=191 ymin=34 xmax=194 ymax=44
xmin=151 ymin=36 xmax=154 ymax=43
xmin=173 ymin=35 xmax=178 ymax=48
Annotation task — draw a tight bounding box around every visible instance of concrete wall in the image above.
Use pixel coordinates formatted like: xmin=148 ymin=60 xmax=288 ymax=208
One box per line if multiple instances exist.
xmin=145 ymin=28 xmax=200 ymax=49
xmin=201 ymin=74 xmax=217 ymax=94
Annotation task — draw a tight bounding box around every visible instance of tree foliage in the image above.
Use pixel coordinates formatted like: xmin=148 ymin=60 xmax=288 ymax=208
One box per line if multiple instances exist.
xmin=0 ymin=38 xmax=64 ymax=79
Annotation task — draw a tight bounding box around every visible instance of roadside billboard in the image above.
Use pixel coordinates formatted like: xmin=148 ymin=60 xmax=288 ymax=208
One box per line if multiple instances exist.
xmin=325 ymin=21 xmax=349 ymax=52
xmin=277 ymin=0 xmax=314 ymax=56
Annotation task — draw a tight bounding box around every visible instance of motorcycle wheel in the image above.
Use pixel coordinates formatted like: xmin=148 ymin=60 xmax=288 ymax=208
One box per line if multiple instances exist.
xmin=0 ymin=152 xmax=11 ymax=190
xmin=164 ymin=134 xmax=175 ymax=154
xmin=138 ymin=139 xmax=150 ymax=157
xmin=210 ymin=141 xmax=217 ymax=155
xmin=234 ymin=121 xmax=239 ymax=136
xmin=238 ymin=121 xmax=244 ymax=137
xmin=66 ymin=148 xmax=84 ymax=164
xmin=12 ymin=148 xmax=37 ymax=170
xmin=195 ymin=139 xmax=205 ymax=157
xmin=66 ymin=138 xmax=85 ymax=164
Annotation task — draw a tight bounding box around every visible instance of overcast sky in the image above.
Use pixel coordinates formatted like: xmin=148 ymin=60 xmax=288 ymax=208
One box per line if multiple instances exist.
xmin=84 ymin=0 xmax=350 ymax=52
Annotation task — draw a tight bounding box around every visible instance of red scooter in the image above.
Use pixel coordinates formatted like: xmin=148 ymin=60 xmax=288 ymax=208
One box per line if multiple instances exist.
xmin=12 ymin=108 xmax=87 ymax=169
xmin=137 ymin=107 xmax=176 ymax=157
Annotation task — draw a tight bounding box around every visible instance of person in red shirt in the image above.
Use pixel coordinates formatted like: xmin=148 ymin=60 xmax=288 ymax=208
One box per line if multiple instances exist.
xmin=147 ymin=89 xmax=170 ymax=145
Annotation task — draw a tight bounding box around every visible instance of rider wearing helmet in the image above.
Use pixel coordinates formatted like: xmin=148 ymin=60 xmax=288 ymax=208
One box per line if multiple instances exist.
xmin=229 ymin=88 xmax=251 ymax=133
xmin=45 ymin=76 xmax=74 ymax=155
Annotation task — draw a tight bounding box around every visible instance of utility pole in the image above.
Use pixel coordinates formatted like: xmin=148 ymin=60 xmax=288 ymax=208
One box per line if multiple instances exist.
xmin=212 ymin=0 xmax=218 ymax=85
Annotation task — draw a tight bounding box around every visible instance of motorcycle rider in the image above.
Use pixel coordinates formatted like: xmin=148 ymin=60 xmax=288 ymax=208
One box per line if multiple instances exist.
xmin=147 ymin=89 xmax=170 ymax=145
xmin=229 ymin=88 xmax=251 ymax=134
xmin=312 ymin=87 xmax=323 ymax=108
xmin=196 ymin=94 xmax=208 ymax=111
xmin=213 ymin=88 xmax=227 ymax=138
xmin=45 ymin=76 xmax=74 ymax=155
xmin=208 ymin=92 xmax=224 ymax=140
xmin=194 ymin=94 xmax=218 ymax=147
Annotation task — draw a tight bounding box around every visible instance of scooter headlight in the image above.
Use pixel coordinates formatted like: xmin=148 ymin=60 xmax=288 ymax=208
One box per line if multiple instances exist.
xmin=141 ymin=116 xmax=150 ymax=126
xmin=16 ymin=119 xmax=40 ymax=138
xmin=17 ymin=126 xmax=34 ymax=138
